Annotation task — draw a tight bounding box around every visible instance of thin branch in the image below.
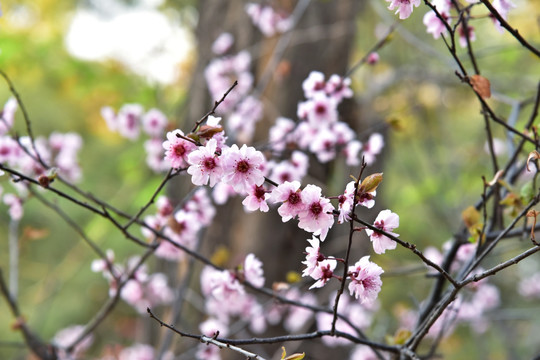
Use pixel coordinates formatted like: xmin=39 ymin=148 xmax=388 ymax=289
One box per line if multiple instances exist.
xmin=459 ymin=194 xmax=540 ymax=281
xmin=29 ymin=188 xmax=118 ymax=279
xmin=148 ymin=308 xmax=267 ymax=360
xmin=331 ymin=163 xmax=366 ymax=332
xmin=352 ymin=215 xmax=459 ymax=288
xmin=0 ymin=268 xmax=57 ymax=360
xmin=123 ymin=168 xmax=181 ymax=230
xmin=461 ymin=245 xmax=540 ymax=286
xmin=0 ymin=70 xmax=47 ymax=167
xmin=345 ymin=23 xmax=397 ymax=78
xmin=479 ymin=0 xmax=540 ymax=58
xmin=66 ymin=246 xmax=157 ymax=353
xmin=147 ymin=307 xmax=399 ymax=353
xmin=191 ymin=80 xmax=239 ymax=133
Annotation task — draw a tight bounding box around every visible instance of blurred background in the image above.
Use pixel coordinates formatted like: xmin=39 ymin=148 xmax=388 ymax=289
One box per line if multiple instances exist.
xmin=0 ymin=0 xmax=539 ymax=359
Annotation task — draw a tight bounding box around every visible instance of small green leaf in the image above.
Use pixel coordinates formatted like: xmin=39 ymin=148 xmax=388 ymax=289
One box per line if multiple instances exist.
xmin=360 ymin=173 xmax=383 ymax=193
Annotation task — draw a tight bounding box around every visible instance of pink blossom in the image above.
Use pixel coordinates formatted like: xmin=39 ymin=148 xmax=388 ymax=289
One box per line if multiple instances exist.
xmin=269 ymin=161 xmax=297 ymax=184
xmin=243 ymin=253 xmax=265 ymax=288
xmin=367 ymin=52 xmax=380 ymax=65
xmin=185 ymin=188 xmax=216 ymax=226
xmin=302 ymin=236 xmax=323 ymax=277
xmin=227 ymin=96 xmax=263 ymax=143
xmin=310 ymin=128 xmax=338 ymax=163
xmin=365 ymin=209 xmax=399 ymax=254
xmin=146 ymin=273 xmax=174 ymax=305
xmin=455 ymin=242 xmax=477 ymax=263
xmin=100 ymin=106 xmax=117 ymax=132
xmin=144 ymin=138 xmax=168 ymax=172
xmin=290 ymin=151 xmax=309 ymax=175
xmin=155 ymin=232 xmax=188 ymax=261
xmin=196 ymin=343 xmax=221 ymax=360
xmin=302 ymin=71 xmax=326 ymax=99
xmin=156 ymin=195 xmax=174 ymax=218
xmin=242 ymin=184 xmax=270 ymax=212
xmin=163 ymin=129 xmax=197 ymax=169
xmin=0 ymin=136 xmax=20 ymax=164
xmin=212 ymin=32 xmax=234 ymax=55
xmin=387 ymin=0 xmax=421 ymax=20
xmin=316 ymin=292 xmax=374 ymax=347
xmin=212 ymin=182 xmax=236 ymax=205
xmin=302 ymin=92 xmax=338 ymax=126
xmin=363 ymin=133 xmax=384 ymax=165
xmin=350 ymin=346 xmax=381 ymax=360
xmin=187 ymin=139 xmax=223 ymax=187
xmin=0 ymin=97 xmax=17 ymax=136
xmin=492 ymin=0 xmax=516 ymax=32
xmin=118 ymin=343 xmax=172 ymax=360
xmin=142 ymin=108 xmax=168 ymax=137
xmin=221 ymin=144 xmax=266 ymax=193
xmin=458 ymin=23 xmax=476 ymax=48
xmin=117 ymin=104 xmax=144 ymax=140
xmin=518 ymin=272 xmax=540 ymax=299
xmin=294 ymin=122 xmax=319 ymax=149
xmin=91 ymin=249 xmax=115 ymax=273
xmin=207 ymin=268 xmax=245 ymax=300
xmin=297 ymin=184 xmax=335 ymax=240
xmin=325 ymin=74 xmax=353 ymax=103
xmin=3 ymin=193 xmax=23 ymax=220
xmin=48 ymin=132 xmax=83 ymax=182
xmin=337 ymin=183 xmax=355 ymax=224
xmin=245 ymin=3 xmax=292 ymax=37
xmin=333 ymin=122 xmax=355 ymax=145
xmin=120 ymin=280 xmax=145 ymax=308
xmin=347 ymin=256 xmax=384 ymax=305
xmin=269 ymin=117 xmax=296 ymax=153
xmin=424 ymin=11 xmax=451 ymax=40
xmin=271 ymin=181 xmax=305 ymax=222
xmin=204 ymin=52 xmax=253 ymax=113
xmin=200 ymin=317 xmax=229 ymax=338
xmin=283 ymin=289 xmax=317 ymax=333
xmin=309 ymin=259 xmax=336 ymax=289
xmin=53 ymin=325 xmax=93 ymax=360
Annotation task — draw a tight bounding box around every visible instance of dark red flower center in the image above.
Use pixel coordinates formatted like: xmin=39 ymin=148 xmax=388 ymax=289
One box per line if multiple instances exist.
xmin=310 ymin=202 xmax=322 ymax=216
xmin=288 ymin=192 xmax=301 ymax=205
xmin=204 ymin=157 xmax=217 ymax=170
xmin=236 ymin=159 xmax=250 ymax=173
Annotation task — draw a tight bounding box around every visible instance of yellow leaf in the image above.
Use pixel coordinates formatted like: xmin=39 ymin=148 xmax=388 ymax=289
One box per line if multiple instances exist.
xmin=284 ymin=353 xmax=305 ymax=360
xmin=286 ymin=271 xmax=302 ymax=284
xmin=461 ymin=206 xmax=480 ymax=229
xmin=394 ymin=328 xmax=412 ymax=345
xmin=210 ymin=245 xmax=230 ymax=267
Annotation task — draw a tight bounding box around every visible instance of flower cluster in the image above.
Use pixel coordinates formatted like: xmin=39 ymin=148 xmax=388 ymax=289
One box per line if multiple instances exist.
xmin=420 ymin=0 xmax=516 ymax=45
xmin=386 ymin=0 xmax=421 ymax=19
xmin=301 ymin=237 xmax=385 ymax=304
xmin=101 ymin=103 xmax=170 ymax=172
xmin=266 ymin=71 xmax=384 ymax=166
xmin=204 ymin=48 xmax=263 ymax=143
xmin=199 ymin=254 xmax=266 ymax=341
xmin=0 ymin=98 xmax=83 ymax=220
xmin=141 ymin=189 xmax=215 ymax=261
xmin=91 ymin=251 xmax=174 ymax=314
xmin=52 ymin=325 xmax=93 ymax=360
xmin=245 ymin=3 xmax=293 ymax=37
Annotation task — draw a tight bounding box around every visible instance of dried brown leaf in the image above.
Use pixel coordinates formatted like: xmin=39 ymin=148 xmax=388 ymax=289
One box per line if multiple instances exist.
xmin=470 ymin=75 xmax=491 ymax=99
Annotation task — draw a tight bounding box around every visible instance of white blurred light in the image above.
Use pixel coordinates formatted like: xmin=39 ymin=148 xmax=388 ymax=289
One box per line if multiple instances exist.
xmin=64 ymin=2 xmax=192 ymax=85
